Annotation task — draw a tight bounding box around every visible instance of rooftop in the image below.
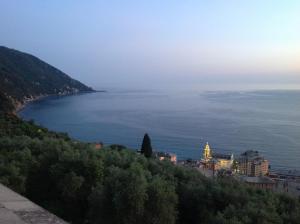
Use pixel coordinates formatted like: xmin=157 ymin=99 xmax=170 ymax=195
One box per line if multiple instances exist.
xmin=154 ymin=151 xmax=176 ymax=157
xmin=239 ymin=150 xmax=268 ymax=162
xmin=212 ymin=153 xmax=233 ymax=160
xmin=240 ymin=176 xmax=275 ymax=184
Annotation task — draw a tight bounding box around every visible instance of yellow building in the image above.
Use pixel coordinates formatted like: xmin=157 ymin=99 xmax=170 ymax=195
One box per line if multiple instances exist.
xmin=238 ymin=150 xmax=269 ymax=177
xmin=202 ymin=142 xmax=233 ymax=170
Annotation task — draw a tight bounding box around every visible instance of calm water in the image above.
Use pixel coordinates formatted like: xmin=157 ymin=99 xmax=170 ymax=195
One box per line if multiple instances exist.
xmin=19 ymin=90 xmax=300 ymax=171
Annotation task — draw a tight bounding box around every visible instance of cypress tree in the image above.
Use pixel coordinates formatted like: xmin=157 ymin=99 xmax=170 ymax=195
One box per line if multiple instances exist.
xmin=141 ymin=133 xmax=153 ymax=158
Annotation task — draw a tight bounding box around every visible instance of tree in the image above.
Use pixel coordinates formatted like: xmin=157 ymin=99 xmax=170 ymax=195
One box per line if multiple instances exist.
xmin=89 ymin=164 xmax=148 ymax=224
xmin=141 ymin=133 xmax=152 ymax=158
xmin=144 ymin=176 xmax=178 ymax=224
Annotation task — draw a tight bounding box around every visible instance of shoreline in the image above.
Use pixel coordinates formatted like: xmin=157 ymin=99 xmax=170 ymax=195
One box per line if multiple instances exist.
xmin=14 ymin=90 xmax=103 ymax=114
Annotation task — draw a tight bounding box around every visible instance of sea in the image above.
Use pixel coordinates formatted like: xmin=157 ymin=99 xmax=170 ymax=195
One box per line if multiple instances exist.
xmin=19 ymin=89 xmax=300 ymax=172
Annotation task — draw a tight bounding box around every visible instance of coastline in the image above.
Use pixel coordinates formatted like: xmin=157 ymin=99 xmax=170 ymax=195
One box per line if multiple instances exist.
xmin=14 ymin=94 xmax=49 ymax=114
xmin=14 ymin=90 xmax=102 ymax=115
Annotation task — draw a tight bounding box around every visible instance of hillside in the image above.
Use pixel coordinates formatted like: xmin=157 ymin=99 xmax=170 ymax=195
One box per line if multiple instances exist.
xmin=0 ymin=46 xmax=93 ymax=112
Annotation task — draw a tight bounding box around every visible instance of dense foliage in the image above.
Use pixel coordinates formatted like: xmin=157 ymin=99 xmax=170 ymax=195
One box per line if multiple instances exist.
xmin=0 ymin=46 xmax=93 ymax=111
xmin=1 ymin=114 xmax=300 ymax=224
xmin=0 ymin=91 xmax=14 ymax=112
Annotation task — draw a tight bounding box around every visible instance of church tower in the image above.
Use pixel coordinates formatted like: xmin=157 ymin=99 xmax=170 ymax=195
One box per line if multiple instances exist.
xmin=203 ymin=142 xmax=212 ymax=162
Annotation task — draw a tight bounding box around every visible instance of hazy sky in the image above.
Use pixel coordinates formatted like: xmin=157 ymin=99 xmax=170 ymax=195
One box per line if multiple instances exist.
xmin=1 ymin=0 xmax=299 ymax=90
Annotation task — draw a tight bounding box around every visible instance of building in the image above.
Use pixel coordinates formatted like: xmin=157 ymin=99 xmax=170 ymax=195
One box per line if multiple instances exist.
xmin=212 ymin=153 xmax=234 ymax=170
xmin=238 ymin=150 xmax=269 ymax=176
xmin=154 ymin=151 xmax=177 ymax=164
xmin=179 ymin=159 xmax=200 ymax=168
xmin=88 ymin=142 xmax=104 ymax=150
xmin=202 ymin=142 xmax=233 ymax=170
xmin=94 ymin=142 xmax=104 ymax=150
xmin=240 ymin=176 xmax=275 ymax=190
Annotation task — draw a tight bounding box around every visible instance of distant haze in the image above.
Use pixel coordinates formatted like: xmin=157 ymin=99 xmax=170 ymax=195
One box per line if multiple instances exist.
xmin=1 ymin=0 xmax=299 ymax=90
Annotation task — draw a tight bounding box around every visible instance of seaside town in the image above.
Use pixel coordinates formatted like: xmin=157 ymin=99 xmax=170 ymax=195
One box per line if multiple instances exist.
xmin=174 ymin=142 xmax=300 ymax=199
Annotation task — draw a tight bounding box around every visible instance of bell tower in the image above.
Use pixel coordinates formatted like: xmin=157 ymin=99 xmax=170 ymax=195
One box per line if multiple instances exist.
xmin=203 ymin=142 xmax=212 ymax=162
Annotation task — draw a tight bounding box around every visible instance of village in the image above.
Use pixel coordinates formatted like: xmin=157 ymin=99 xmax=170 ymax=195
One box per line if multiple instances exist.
xmin=154 ymin=142 xmax=300 ymax=199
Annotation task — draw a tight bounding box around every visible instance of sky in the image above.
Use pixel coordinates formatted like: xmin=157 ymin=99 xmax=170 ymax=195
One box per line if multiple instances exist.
xmin=0 ymin=0 xmax=300 ymax=90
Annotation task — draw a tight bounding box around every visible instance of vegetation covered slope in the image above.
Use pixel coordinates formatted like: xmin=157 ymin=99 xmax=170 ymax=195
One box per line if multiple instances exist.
xmin=0 ymin=46 xmax=93 ymax=111
xmin=0 ymin=114 xmax=300 ymax=224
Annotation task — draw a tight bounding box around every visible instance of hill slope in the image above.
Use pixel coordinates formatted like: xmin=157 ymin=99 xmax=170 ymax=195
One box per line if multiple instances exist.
xmin=0 ymin=46 xmax=93 ymax=112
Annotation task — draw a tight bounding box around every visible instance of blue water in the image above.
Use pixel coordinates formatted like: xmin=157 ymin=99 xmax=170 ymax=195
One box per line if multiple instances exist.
xmin=19 ymin=90 xmax=300 ymax=171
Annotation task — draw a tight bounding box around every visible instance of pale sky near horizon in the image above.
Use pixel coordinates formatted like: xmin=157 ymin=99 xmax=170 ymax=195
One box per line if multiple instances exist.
xmin=0 ymin=0 xmax=299 ymax=90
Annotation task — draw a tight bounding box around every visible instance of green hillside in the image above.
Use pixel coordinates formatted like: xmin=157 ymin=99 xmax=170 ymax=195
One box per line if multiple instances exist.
xmin=0 ymin=46 xmax=93 ymax=112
